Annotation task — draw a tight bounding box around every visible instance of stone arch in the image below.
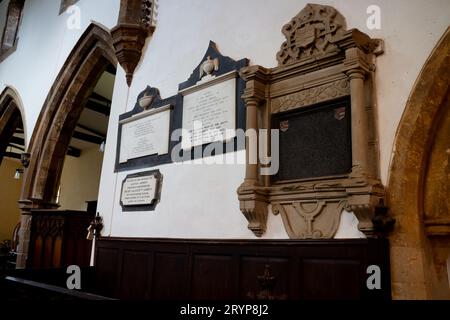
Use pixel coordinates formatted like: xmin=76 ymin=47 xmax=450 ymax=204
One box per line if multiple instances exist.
xmin=0 ymin=86 xmax=27 ymax=163
xmin=388 ymin=27 xmax=450 ymax=299
xmin=15 ymin=22 xmax=117 ymax=269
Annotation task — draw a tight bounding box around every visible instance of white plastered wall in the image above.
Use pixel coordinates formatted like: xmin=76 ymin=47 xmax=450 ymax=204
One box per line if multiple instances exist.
xmin=97 ymin=0 xmax=450 ymax=239
xmin=0 ymin=0 xmax=120 ymax=149
xmin=1 ymin=0 xmax=449 ymax=240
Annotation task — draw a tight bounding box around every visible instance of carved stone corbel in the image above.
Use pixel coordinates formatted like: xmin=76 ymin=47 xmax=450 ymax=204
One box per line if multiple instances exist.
xmin=111 ymin=0 xmax=156 ymax=86
xmin=238 ymin=185 xmax=269 ymax=237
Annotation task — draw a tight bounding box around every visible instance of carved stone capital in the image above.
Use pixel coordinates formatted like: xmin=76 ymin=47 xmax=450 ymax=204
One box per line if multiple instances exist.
xmin=346 ymin=68 xmax=366 ymax=81
xmin=344 ymin=47 xmax=374 ymax=74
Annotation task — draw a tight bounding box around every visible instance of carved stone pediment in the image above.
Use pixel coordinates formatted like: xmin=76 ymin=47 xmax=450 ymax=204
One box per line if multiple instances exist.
xmin=277 ymin=3 xmax=347 ymax=66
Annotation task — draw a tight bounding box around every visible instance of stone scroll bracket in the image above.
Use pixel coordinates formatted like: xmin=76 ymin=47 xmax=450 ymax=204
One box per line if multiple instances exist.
xmin=237 ymin=4 xmax=391 ymax=239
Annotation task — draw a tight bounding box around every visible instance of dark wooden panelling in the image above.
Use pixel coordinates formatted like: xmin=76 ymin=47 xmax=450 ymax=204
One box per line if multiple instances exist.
xmin=119 ymin=251 xmax=151 ymax=300
xmin=94 ymin=238 xmax=391 ymax=300
xmin=240 ymin=257 xmax=291 ymax=300
xmin=152 ymin=253 xmax=188 ymax=300
xmin=27 ymin=210 xmax=95 ymax=270
xmin=301 ymin=259 xmax=361 ymax=299
xmin=191 ymin=255 xmax=234 ymax=299
xmin=95 ymin=247 xmax=119 ymax=297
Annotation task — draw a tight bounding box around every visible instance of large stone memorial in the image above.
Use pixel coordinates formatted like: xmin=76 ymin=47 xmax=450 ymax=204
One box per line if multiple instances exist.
xmin=237 ymin=4 xmax=389 ymax=240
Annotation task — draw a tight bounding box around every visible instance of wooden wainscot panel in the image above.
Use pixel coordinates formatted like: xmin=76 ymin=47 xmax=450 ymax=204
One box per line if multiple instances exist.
xmin=94 ymin=238 xmax=391 ymax=300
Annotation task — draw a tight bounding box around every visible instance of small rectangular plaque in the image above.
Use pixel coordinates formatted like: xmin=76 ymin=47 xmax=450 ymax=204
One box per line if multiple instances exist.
xmin=120 ymin=170 xmax=163 ymax=211
xmin=181 ymin=75 xmax=236 ymax=150
xmin=119 ymin=105 xmax=171 ymax=163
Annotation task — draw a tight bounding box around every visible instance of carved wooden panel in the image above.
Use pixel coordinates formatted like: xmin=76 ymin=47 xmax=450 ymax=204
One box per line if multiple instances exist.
xmin=27 ymin=210 xmax=94 ymax=269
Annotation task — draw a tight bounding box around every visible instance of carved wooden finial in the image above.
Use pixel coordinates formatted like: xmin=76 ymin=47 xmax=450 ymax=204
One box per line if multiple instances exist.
xmin=276 ymin=3 xmax=347 ymax=66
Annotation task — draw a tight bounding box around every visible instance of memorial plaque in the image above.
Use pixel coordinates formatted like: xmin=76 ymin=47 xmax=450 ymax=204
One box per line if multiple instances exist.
xmin=180 ymin=73 xmax=237 ymax=150
xmin=273 ymin=98 xmax=352 ymax=181
xmin=120 ymin=170 xmax=163 ymax=211
xmin=119 ymin=105 xmax=171 ymax=164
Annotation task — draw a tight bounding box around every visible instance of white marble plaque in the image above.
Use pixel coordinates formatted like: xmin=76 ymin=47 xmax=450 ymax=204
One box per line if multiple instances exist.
xmin=181 ymin=77 xmax=236 ymax=149
xmin=119 ymin=106 xmax=171 ymax=163
xmin=121 ymin=175 xmax=157 ymax=206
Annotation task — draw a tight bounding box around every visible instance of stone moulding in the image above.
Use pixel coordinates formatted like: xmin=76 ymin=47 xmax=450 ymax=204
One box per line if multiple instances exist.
xmin=271 ymin=78 xmax=350 ymax=114
xmin=237 ymin=4 xmax=391 ymax=239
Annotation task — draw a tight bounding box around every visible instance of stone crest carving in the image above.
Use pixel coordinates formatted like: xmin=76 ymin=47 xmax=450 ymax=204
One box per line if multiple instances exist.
xmin=276 ymin=4 xmax=347 ymax=66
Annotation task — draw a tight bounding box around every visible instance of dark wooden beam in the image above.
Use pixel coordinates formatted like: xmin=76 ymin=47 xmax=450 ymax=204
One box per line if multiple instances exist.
xmin=72 ymin=131 xmax=104 ymax=145
xmin=4 ymin=152 xmax=21 ymax=160
xmin=67 ymin=146 xmax=81 ymax=158
xmin=85 ymin=100 xmax=110 ymax=116
xmin=9 ymin=136 xmax=24 ymax=146
xmin=105 ymin=64 xmax=117 ymax=75
xmin=90 ymin=92 xmax=111 ymax=104
xmin=76 ymin=124 xmax=106 ymax=138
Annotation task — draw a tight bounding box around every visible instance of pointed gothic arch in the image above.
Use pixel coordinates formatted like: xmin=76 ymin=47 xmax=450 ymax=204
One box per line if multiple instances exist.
xmin=15 ymin=22 xmax=117 ymax=269
xmin=388 ymin=27 xmax=450 ymax=299
xmin=0 ymin=86 xmax=27 ymax=164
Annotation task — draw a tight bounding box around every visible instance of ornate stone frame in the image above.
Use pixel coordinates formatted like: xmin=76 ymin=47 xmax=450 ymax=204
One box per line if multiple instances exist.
xmin=237 ymin=4 xmax=389 ymax=239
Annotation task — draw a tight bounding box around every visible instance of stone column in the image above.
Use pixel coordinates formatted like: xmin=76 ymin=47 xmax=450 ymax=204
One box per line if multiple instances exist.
xmin=244 ymin=97 xmax=259 ymax=185
xmin=347 ymin=68 xmax=370 ymax=177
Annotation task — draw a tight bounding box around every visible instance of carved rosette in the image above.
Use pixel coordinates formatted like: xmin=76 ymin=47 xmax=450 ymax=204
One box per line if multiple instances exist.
xmin=276 ymin=4 xmax=347 ymax=66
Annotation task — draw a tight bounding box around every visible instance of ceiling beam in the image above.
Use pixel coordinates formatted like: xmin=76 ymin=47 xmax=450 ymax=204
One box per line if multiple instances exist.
xmin=67 ymin=146 xmax=81 ymax=158
xmin=3 ymin=152 xmax=21 ymax=160
xmin=76 ymin=124 xmax=106 ymax=138
xmin=72 ymin=131 xmax=104 ymax=145
xmin=85 ymin=100 xmax=110 ymax=116
xmin=105 ymin=64 xmax=117 ymax=75
xmin=9 ymin=136 xmax=24 ymax=146
xmin=90 ymin=92 xmax=111 ymax=104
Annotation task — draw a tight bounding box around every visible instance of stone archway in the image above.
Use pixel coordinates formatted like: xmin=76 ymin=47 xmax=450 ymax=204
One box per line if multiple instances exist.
xmin=388 ymin=27 xmax=450 ymax=299
xmin=15 ymin=23 xmax=117 ymax=269
xmin=0 ymin=86 xmax=27 ymax=164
